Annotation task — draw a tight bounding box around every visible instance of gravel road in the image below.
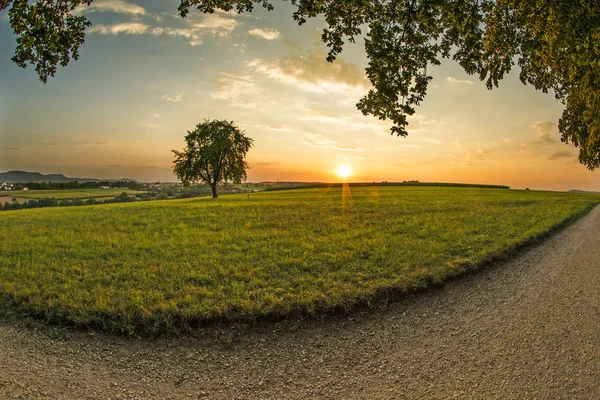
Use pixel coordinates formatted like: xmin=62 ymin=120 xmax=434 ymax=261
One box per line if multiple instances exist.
xmin=2 ymin=205 xmax=600 ymax=399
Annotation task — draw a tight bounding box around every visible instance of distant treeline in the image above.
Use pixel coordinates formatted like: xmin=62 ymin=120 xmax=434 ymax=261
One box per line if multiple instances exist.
xmin=1 ymin=184 xmax=239 ymax=212
xmin=2 ymin=192 xmax=136 ymax=211
xmin=14 ymin=180 xmax=147 ymax=191
xmin=351 ymin=182 xmax=510 ymax=189
xmin=263 ymin=181 xmax=510 ymax=192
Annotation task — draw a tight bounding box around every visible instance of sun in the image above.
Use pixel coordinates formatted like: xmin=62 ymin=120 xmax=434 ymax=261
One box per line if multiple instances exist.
xmin=336 ymin=165 xmax=352 ymax=180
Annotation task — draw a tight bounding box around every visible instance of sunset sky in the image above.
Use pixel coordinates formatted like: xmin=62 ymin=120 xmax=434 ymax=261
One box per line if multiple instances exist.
xmin=0 ymin=0 xmax=598 ymax=191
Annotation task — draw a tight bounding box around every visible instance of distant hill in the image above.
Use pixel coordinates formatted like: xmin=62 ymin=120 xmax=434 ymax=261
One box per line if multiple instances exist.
xmin=1 ymin=170 xmax=106 ymax=183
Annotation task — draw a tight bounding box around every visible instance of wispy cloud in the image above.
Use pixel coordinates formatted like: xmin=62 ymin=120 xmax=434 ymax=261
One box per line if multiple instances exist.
xmin=246 ymin=52 xmax=368 ymax=95
xmin=153 ymin=13 xmax=240 ymax=45
xmin=38 ymin=141 xmax=116 ymax=147
xmin=449 ymin=147 xmax=495 ymax=165
xmin=86 ymin=11 xmax=239 ymax=45
xmin=192 ymin=14 xmax=240 ymax=36
xmin=295 ymin=106 xmax=395 ymax=135
xmin=151 ymin=27 xmax=203 ymax=46
xmin=73 ymin=0 xmax=146 ymax=16
xmin=532 ymin=120 xmax=556 ymax=143
xmin=547 ymin=150 xmax=575 ymax=160
xmin=161 ymin=92 xmax=183 ymax=102
xmin=300 ymin=108 xmax=346 ymax=124
xmin=139 ymin=123 xmax=166 ymax=130
xmin=446 ymin=76 xmax=474 ymax=85
xmin=406 ymin=114 xmax=436 ymax=132
xmin=246 ymin=123 xmax=290 ymax=133
xmin=305 ymin=133 xmax=361 ymax=151
xmin=88 ymin=22 xmax=149 ymax=35
xmin=0 ymin=145 xmax=24 ymax=151
xmin=211 ymin=73 xmax=258 ymax=109
xmin=248 ymin=27 xmax=280 ymax=40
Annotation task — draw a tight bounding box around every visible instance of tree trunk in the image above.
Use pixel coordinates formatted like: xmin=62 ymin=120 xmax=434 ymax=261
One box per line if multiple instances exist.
xmin=211 ymin=182 xmax=218 ymax=199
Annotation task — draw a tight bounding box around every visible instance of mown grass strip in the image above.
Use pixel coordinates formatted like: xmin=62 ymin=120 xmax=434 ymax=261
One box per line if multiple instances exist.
xmin=1 ymin=186 xmax=598 ymax=335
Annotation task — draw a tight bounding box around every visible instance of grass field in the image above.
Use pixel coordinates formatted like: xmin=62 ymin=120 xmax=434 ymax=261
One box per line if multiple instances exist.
xmin=1 ymin=186 xmax=598 ymax=335
xmin=9 ymin=188 xmax=146 ymax=200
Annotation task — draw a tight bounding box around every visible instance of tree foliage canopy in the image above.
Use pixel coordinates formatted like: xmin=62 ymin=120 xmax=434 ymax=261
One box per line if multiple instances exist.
xmin=3 ymin=0 xmax=600 ymax=168
xmin=172 ymin=120 xmax=253 ymax=198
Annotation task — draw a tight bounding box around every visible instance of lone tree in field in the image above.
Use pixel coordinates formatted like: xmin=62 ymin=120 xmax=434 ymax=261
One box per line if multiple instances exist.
xmin=172 ymin=120 xmax=253 ymax=199
xmin=3 ymin=1 xmax=600 ymax=168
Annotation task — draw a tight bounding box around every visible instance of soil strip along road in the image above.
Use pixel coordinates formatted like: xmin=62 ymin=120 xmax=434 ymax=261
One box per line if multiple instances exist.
xmin=2 ymin=206 xmax=600 ymax=399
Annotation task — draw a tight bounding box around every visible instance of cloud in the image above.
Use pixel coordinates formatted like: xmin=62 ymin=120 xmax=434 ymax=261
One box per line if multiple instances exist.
xmin=406 ymin=114 xmax=436 ymax=132
xmin=532 ymin=121 xmax=556 ymax=143
xmin=38 ymin=141 xmax=116 ymax=147
xmin=248 ymin=28 xmax=280 ymax=40
xmin=161 ymin=92 xmax=183 ymax=102
xmin=547 ymin=150 xmax=575 ymax=160
xmin=300 ymin=107 xmax=355 ymax=125
xmin=247 ymin=123 xmax=290 ymax=132
xmin=192 ymin=14 xmax=239 ymax=36
xmin=149 ymin=13 xmax=239 ymax=45
xmin=139 ymin=123 xmax=166 ymax=130
xmin=305 ymin=133 xmax=361 ymax=151
xmin=86 ymin=11 xmax=239 ymax=44
xmin=211 ymin=73 xmax=258 ymax=108
xmin=446 ymin=76 xmax=474 ymax=85
xmin=308 ymin=108 xmax=337 ymax=118
xmin=73 ymin=0 xmax=146 ymax=16
xmin=151 ymin=27 xmax=203 ymax=46
xmin=300 ymin=108 xmax=346 ymax=124
xmin=0 ymin=145 xmax=23 ymax=151
xmin=88 ymin=22 xmax=149 ymax=35
xmin=293 ymin=106 xmax=395 ymax=135
xmin=450 ymin=147 xmax=494 ymax=165
xmin=246 ymin=53 xmax=368 ymax=95
xmin=522 ymin=121 xmax=560 ymax=150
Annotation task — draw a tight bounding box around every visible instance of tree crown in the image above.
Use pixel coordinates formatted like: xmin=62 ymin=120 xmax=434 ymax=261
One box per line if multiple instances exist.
xmin=172 ymin=120 xmax=253 ymax=195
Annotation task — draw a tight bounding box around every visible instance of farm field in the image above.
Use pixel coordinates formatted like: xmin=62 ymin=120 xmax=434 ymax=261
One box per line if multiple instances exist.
xmin=0 ymin=185 xmax=599 ymax=335
xmin=0 ymin=196 xmax=30 ymax=204
xmin=8 ymin=188 xmax=146 ymax=200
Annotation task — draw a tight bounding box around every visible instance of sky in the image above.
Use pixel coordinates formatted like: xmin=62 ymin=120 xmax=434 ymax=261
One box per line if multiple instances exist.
xmin=0 ymin=0 xmax=598 ymax=191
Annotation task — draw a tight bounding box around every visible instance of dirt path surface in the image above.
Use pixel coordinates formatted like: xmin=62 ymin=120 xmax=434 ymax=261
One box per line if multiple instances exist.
xmin=2 ymin=206 xmax=600 ymax=399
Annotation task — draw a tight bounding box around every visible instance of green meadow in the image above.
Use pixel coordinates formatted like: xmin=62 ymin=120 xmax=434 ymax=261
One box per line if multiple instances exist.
xmin=10 ymin=188 xmax=146 ymax=200
xmin=1 ymin=186 xmax=598 ymax=335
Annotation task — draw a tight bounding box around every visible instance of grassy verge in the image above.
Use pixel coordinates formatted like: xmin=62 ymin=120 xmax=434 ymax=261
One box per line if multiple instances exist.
xmin=0 ymin=186 xmax=598 ymax=335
